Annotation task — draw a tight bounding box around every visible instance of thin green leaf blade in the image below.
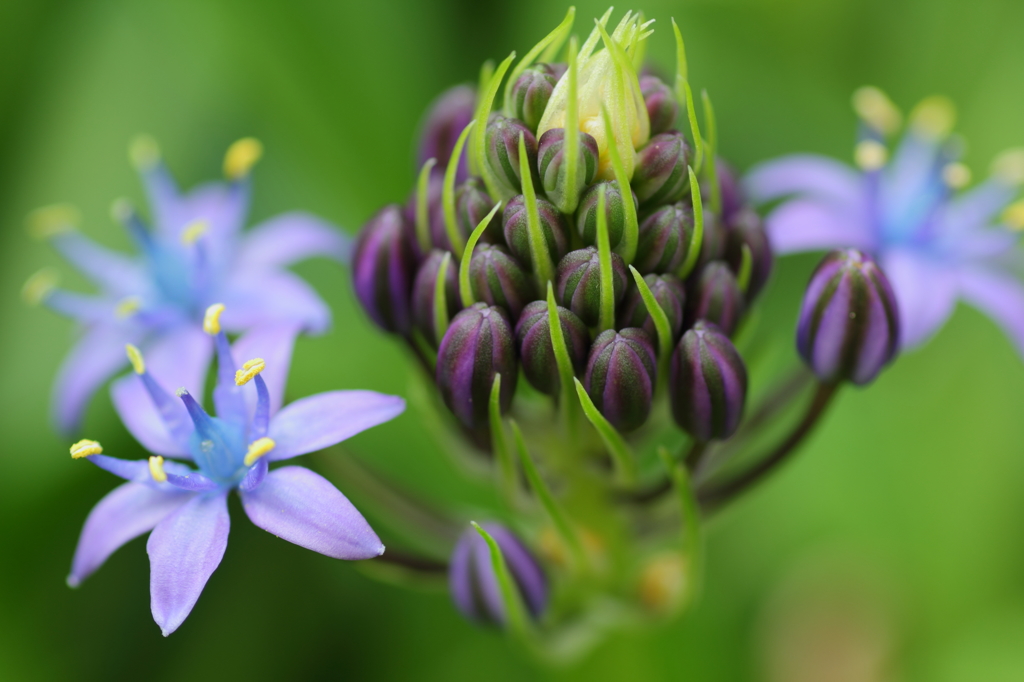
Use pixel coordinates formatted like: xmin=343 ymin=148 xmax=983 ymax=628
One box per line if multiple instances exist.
xmin=573 ymin=377 xmax=637 ymax=483
xmin=471 ymin=521 xmax=529 ymax=635
xmin=443 ymin=120 xmax=477 ymax=259
xmin=458 ymin=202 xmax=502 ymax=307
xmin=518 ymin=132 xmax=554 ymax=290
xmin=678 ymin=166 xmax=704 ymax=278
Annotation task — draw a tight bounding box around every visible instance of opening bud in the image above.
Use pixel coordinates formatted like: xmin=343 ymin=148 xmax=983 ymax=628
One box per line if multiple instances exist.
xmin=484 ymin=114 xmax=538 ymax=199
xmin=515 ymin=300 xmax=590 ymax=395
xmin=619 ymin=274 xmax=687 ymax=340
xmin=556 ymin=246 xmax=628 ymax=327
xmin=670 ymin=320 xmax=748 ymax=442
xmin=632 ymin=131 xmax=691 ymax=207
xmin=634 ymin=202 xmax=695 ymax=274
xmin=640 ymin=75 xmax=679 ymax=137
xmin=537 ymin=128 xmax=600 ymax=213
xmin=502 ymin=194 xmax=570 ymax=270
xmin=575 ymin=180 xmax=639 ymax=250
xmin=352 ymin=205 xmax=416 ymax=335
xmin=584 ymin=328 xmax=657 ymax=432
xmin=468 ymin=244 xmax=536 ymax=321
xmin=689 ymin=261 xmax=745 ymax=337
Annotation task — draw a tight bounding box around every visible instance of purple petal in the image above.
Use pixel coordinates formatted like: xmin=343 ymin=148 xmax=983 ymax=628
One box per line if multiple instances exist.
xmin=153 ymin=181 xmax=248 ymax=243
xmin=50 ymin=232 xmax=147 ymax=295
xmin=230 ymin=323 xmax=302 ymax=420
xmin=52 ymin=324 xmax=134 ymax=435
xmin=237 ymin=212 xmax=352 ymax=270
xmin=85 ymin=454 xmax=196 ymax=485
xmin=147 ymin=492 xmax=230 ymax=636
xmin=68 ymin=482 xmax=193 ymax=587
xmin=937 ymin=179 xmax=1019 ymax=236
xmin=240 ymin=466 xmax=383 ymax=559
xmin=765 ymin=199 xmax=877 ymax=255
xmin=880 ymin=249 xmax=959 ymax=349
xmin=744 ymin=155 xmax=864 ymax=210
xmin=220 ymin=270 xmax=331 ymax=335
xmin=958 ymin=266 xmax=1024 ymax=356
xmin=267 ymin=391 xmax=405 ymax=461
xmin=44 ymin=290 xmax=118 ymax=324
xmin=882 ymin=132 xmax=942 ymax=222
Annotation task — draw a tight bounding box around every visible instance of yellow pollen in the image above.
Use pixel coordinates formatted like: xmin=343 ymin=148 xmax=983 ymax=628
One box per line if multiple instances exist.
xmin=70 ymin=439 xmax=103 ymax=459
xmin=125 ymin=344 xmax=146 ymax=374
xmin=129 ymin=135 xmax=161 ymax=171
xmin=235 ymin=357 xmax=266 ymax=386
xmin=1002 ymin=200 xmax=1024 ymax=231
xmin=851 ymin=86 xmax=902 ymax=136
xmin=992 ymin=148 xmax=1024 ymax=186
xmin=27 ymin=204 xmax=79 ymax=240
xmin=942 ymin=162 xmax=971 ymax=189
xmin=181 ymin=219 xmax=209 ymax=246
xmin=854 ymin=140 xmax=888 ymax=171
xmin=909 ymin=96 xmax=956 ymax=139
xmin=224 ymin=138 xmax=263 ymax=180
xmin=115 ymin=296 xmax=143 ymax=319
xmin=244 ymin=437 xmax=276 ymax=466
xmin=21 ymin=268 xmax=60 ymax=305
xmin=148 ymin=456 xmax=167 ymax=483
xmin=203 ymin=303 xmax=226 ymax=335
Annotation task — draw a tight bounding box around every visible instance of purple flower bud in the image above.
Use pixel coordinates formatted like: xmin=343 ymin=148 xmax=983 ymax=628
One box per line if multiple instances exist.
xmin=411 ymin=249 xmax=460 ymax=346
xmin=634 ymin=202 xmax=695 ymax=274
xmin=455 ymin=176 xmax=502 ymax=244
xmin=510 ymin=64 xmax=558 ymax=132
xmin=690 ymin=261 xmax=745 ymax=336
xmin=695 ymin=211 xmax=728 ymax=270
xmin=584 ymin=328 xmax=657 ymax=432
xmin=670 ymin=320 xmax=747 ymax=442
xmin=555 ymin=247 xmax=628 ymax=327
xmin=515 ymin=300 xmax=590 ymax=395
xmin=352 ymin=204 xmax=416 ymax=334
xmin=537 ymin=128 xmax=600 ymax=212
xmin=501 ymin=194 xmax=570 ymax=270
xmin=797 ymin=249 xmax=899 ymax=386
xmin=575 ymin=180 xmax=639 ymax=249
xmin=716 ymin=159 xmax=745 ymax=225
xmin=449 ymin=523 xmax=547 ymax=626
xmin=640 ymin=75 xmax=679 ymax=136
xmin=633 ymin=132 xmax=691 ymax=207
xmin=417 ymin=85 xmax=476 ymax=182
xmin=619 ymin=274 xmax=687 ymax=340
xmin=468 ymin=244 xmax=535 ymax=321
xmin=724 ymin=208 xmax=773 ymax=302
xmin=436 ymin=303 xmax=518 ymax=430
xmin=484 ymin=114 xmax=538 ymax=197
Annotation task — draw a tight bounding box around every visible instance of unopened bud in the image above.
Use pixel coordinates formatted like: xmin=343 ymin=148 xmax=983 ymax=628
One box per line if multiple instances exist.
xmin=670 ymin=320 xmax=747 ymax=442
xmin=501 ymin=194 xmax=570 ymax=270
xmin=633 ymin=132 xmax=691 ymax=207
xmin=515 ymin=300 xmax=590 ymax=395
xmin=634 ymin=202 xmax=695 ymax=274
xmin=640 ymin=75 xmax=679 ymax=137
xmin=725 ymin=208 xmax=773 ymax=302
xmin=584 ymin=328 xmax=658 ymax=432
xmin=510 ymin=64 xmax=559 ymax=132
xmin=690 ymin=261 xmax=745 ymax=337
xmin=484 ymin=114 xmax=538 ymax=198
xmin=575 ymin=180 xmax=639 ymax=250
xmin=417 ymin=84 xmax=476 ymax=181
xmin=555 ymin=247 xmax=628 ymax=327
xmin=455 ymin=177 xmax=502 ymax=244
xmin=619 ymin=274 xmax=687 ymax=340
xmin=411 ymin=250 xmax=460 ymax=346
xmin=468 ymin=244 xmax=535 ymax=321
xmin=536 ymin=128 xmax=600 ymax=213
xmin=352 ymin=205 xmax=416 ymax=335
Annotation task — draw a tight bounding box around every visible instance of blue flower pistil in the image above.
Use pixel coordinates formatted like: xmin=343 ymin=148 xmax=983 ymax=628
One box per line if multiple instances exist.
xmin=67 ymin=304 xmax=405 ymax=636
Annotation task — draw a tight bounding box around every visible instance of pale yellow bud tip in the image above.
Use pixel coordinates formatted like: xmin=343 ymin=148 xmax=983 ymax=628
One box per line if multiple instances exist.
xmin=224 ymin=138 xmax=263 ymax=180
xmin=855 ymin=140 xmax=888 ymax=171
xmin=942 ymin=162 xmax=971 ymax=189
xmin=992 ymin=148 xmax=1024 ymax=186
xmin=27 ymin=204 xmax=79 ymax=240
xmin=1003 ymin=200 xmax=1024 ymax=231
xmin=852 ymin=86 xmax=902 ymax=136
xmin=203 ymin=303 xmax=225 ymax=335
xmin=235 ymin=357 xmax=265 ymax=386
xmin=909 ymin=96 xmax=956 ymax=139
xmin=129 ymin=135 xmax=161 ymax=171
xmin=148 ymin=456 xmax=167 ymax=483
xmin=181 ymin=219 xmax=209 ymax=246
xmin=22 ymin=269 xmax=60 ymax=306
xmin=244 ymin=437 xmax=276 ymax=466
xmin=126 ymin=344 xmax=146 ymax=374
xmin=70 ymin=439 xmax=103 ymax=459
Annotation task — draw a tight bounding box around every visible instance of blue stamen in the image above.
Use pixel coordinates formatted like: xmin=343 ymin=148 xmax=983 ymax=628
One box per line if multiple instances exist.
xmin=253 ymin=374 xmax=271 ymax=439
xmin=178 ymin=389 xmax=246 ymax=481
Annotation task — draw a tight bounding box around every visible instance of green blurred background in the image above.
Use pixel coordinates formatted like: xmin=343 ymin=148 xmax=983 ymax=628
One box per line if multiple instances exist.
xmin=2 ymin=0 xmax=1024 ymax=679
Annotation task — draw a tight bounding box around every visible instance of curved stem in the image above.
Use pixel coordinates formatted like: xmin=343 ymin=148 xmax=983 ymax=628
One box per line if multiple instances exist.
xmin=698 ymin=382 xmax=839 ymax=511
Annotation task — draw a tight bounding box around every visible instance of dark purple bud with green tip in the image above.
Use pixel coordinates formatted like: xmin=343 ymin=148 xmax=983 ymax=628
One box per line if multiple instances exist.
xmin=797 ymin=249 xmax=899 ymax=386
xmin=716 ymin=160 xmax=745 ymax=224
xmin=510 ymin=64 xmax=558 ymax=132
xmin=634 ymin=202 xmax=695 ymax=274
xmin=575 ymin=180 xmax=638 ymax=249
xmin=632 ymin=131 xmax=690 ymax=207
xmin=417 ymin=85 xmax=476 ymax=182
xmin=436 ymin=303 xmax=518 ymax=430
xmin=619 ymin=274 xmax=686 ymax=340
xmin=537 ymin=128 xmax=600 ymax=212
xmin=352 ymin=204 xmax=416 ymax=335
xmin=555 ymin=246 xmax=628 ymax=327
xmin=468 ymin=244 xmax=535 ymax=321
xmin=725 ymin=208 xmax=773 ymax=302
xmin=502 ymin=194 xmax=569 ymax=269
xmin=456 ymin=177 xmax=502 ymax=244
xmin=449 ymin=523 xmax=547 ymax=627
xmin=484 ymin=114 xmax=538 ymax=197
xmin=690 ymin=261 xmax=745 ymax=336
xmin=411 ymin=249 xmax=460 ymax=346
xmin=515 ymin=300 xmax=590 ymax=395
xmin=670 ymin=320 xmax=747 ymax=442
xmin=584 ymin=328 xmax=657 ymax=432
xmin=640 ymin=75 xmax=679 ymax=136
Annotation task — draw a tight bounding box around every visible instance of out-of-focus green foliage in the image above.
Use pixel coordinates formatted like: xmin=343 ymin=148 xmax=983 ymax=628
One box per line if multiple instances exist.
xmin=1 ymin=0 xmax=1023 ymax=679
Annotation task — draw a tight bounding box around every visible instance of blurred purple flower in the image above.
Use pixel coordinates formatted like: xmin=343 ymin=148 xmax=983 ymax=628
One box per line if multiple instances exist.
xmin=745 ymin=89 xmax=1024 ymax=353
xmin=67 ymin=307 xmax=404 ymax=636
xmin=26 ymin=137 xmax=351 ymax=434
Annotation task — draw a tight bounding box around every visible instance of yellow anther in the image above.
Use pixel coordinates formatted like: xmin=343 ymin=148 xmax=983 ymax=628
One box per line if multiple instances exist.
xmin=70 ymin=439 xmax=103 ymax=459
xmin=942 ymin=162 xmax=971 ymax=189
xmin=203 ymin=303 xmax=225 ymax=335
xmin=638 ymin=552 xmax=688 ymax=614
xmin=22 ymin=268 xmax=60 ymax=305
xmin=909 ymin=96 xmax=956 ymax=139
xmin=116 ymin=296 xmax=143 ymax=319
xmin=129 ymin=135 xmax=161 ymax=171
xmin=27 ymin=204 xmax=79 ymax=240
xmin=1002 ymin=200 xmax=1024 ymax=231
xmin=854 ymin=140 xmax=888 ymax=171
xmin=851 ymin=86 xmax=902 ymax=136
xmin=125 ymin=344 xmax=146 ymax=374
xmin=244 ymin=437 xmax=276 ymax=466
xmin=235 ymin=357 xmax=266 ymax=386
xmin=223 ymin=137 xmax=263 ymax=180
xmin=180 ymin=219 xmax=209 ymax=246
xmin=992 ymin=148 xmax=1024 ymax=186
xmin=148 ymin=456 xmax=168 ymax=483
